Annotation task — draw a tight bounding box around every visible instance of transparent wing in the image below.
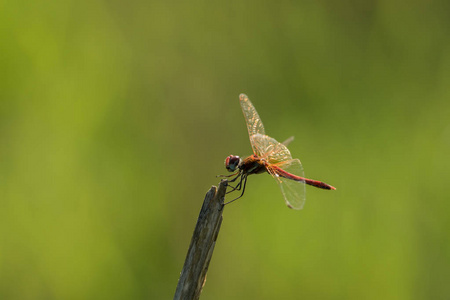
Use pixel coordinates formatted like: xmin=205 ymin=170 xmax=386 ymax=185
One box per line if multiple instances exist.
xmin=267 ymin=159 xmax=306 ymax=210
xmin=250 ymin=133 xmax=293 ymax=163
xmin=282 ymin=136 xmax=294 ymax=146
xmin=239 ymin=94 xmax=265 ymax=154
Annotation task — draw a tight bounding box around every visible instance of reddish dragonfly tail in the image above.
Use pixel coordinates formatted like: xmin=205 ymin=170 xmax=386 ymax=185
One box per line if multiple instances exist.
xmin=302 ymin=178 xmax=336 ymax=190
xmin=272 ymin=165 xmax=336 ymax=190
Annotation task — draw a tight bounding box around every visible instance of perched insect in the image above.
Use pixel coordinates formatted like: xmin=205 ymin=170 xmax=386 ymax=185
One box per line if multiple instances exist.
xmin=221 ymin=94 xmax=335 ymax=209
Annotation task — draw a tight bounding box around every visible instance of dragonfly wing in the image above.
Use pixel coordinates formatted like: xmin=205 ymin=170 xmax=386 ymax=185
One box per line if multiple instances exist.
xmin=239 ymin=94 xmax=266 ymax=154
xmin=267 ymin=159 xmax=306 ymax=210
xmin=281 ymin=136 xmax=294 ymax=146
xmin=250 ymin=133 xmax=293 ymax=163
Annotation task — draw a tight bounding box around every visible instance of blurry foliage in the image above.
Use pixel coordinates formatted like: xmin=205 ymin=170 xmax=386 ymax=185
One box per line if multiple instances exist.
xmin=1 ymin=0 xmax=449 ymax=299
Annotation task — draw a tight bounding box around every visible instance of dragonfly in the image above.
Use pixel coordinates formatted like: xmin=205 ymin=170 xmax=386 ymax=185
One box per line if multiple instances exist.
xmin=221 ymin=94 xmax=335 ymax=210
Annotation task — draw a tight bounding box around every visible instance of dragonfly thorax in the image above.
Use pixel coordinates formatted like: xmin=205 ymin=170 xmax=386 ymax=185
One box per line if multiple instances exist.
xmin=225 ymin=155 xmax=242 ymax=172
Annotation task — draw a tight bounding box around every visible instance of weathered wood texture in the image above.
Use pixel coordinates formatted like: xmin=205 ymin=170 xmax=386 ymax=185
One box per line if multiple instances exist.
xmin=174 ymin=180 xmax=227 ymax=300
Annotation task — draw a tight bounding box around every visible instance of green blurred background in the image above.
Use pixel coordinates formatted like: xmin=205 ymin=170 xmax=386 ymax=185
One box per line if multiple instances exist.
xmin=1 ymin=1 xmax=449 ymax=299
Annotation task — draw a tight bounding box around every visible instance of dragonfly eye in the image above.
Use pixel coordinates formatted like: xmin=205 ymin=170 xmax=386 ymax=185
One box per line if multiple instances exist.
xmin=225 ymin=155 xmax=240 ymax=172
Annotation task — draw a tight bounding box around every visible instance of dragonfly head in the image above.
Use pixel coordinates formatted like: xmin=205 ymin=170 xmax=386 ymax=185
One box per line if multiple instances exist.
xmin=225 ymin=155 xmax=241 ymax=172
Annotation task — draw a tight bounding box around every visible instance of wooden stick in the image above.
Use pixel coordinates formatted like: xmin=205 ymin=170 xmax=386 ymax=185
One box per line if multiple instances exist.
xmin=174 ymin=179 xmax=227 ymax=300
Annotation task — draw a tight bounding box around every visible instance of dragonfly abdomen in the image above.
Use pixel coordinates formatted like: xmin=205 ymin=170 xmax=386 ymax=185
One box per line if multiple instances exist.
xmin=272 ymin=165 xmax=336 ymax=190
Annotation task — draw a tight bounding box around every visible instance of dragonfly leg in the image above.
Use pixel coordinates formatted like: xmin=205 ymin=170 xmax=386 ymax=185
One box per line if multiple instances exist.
xmin=226 ymin=182 xmax=240 ymax=193
xmin=226 ymin=175 xmax=246 ymax=193
xmin=228 ymin=171 xmax=242 ymax=183
xmin=224 ymin=174 xmax=248 ymax=206
xmin=226 ymin=173 xmax=243 ymax=193
xmin=216 ymin=171 xmax=239 ymax=178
